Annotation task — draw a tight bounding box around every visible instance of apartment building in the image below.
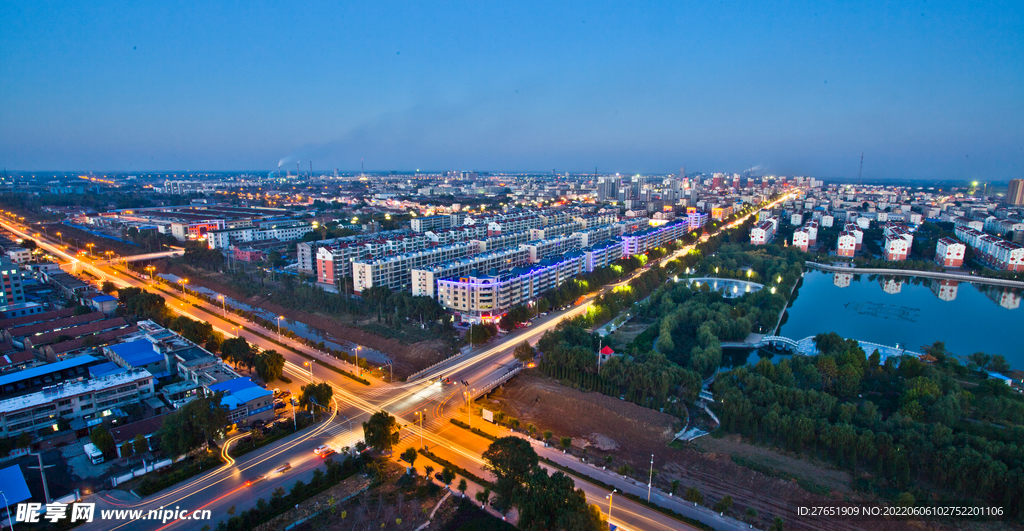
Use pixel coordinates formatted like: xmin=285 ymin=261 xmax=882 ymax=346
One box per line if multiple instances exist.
xmin=750 ymin=219 xmax=777 ymax=246
xmin=843 ymin=224 xmax=864 ymax=250
xmin=571 ymin=224 xmax=618 ymax=248
xmin=523 ymin=236 xmax=575 ymax=264
xmin=411 ymin=246 xmax=530 ymax=298
xmin=470 ymin=230 xmax=532 ymax=252
xmin=883 ymin=224 xmax=914 ymax=261
xmin=353 ymin=242 xmax=475 ymax=294
xmin=792 ymin=228 xmax=810 ymax=252
xmin=0 ymin=257 xmax=26 ymax=311
xmin=410 ymin=215 xmax=453 ymax=232
xmin=935 ymin=237 xmax=966 ymax=267
xmin=584 ymin=241 xmax=622 ymax=272
xmin=955 ymin=226 xmax=1024 ymax=271
xmin=435 ymin=253 xmax=586 ymax=323
xmin=0 ymin=368 xmax=155 ymax=438
xmin=621 ymin=220 xmax=687 ymax=256
xmin=208 ymin=222 xmax=314 ymax=250
xmin=837 ymin=231 xmax=857 ymax=257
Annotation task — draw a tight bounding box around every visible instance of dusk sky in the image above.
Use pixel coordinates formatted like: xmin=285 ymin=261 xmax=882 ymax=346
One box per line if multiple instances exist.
xmin=1 ymin=1 xmax=1021 ymax=180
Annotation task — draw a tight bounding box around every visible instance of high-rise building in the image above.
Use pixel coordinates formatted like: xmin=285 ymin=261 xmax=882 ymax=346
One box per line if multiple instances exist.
xmin=596 ymin=177 xmax=619 ymax=201
xmin=0 ymin=257 xmax=25 ymax=310
xmin=1008 ymin=179 xmax=1024 ymax=206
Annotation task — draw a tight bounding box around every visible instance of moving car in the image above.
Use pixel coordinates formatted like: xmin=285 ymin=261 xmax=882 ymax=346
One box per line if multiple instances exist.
xmin=244 ymin=474 xmax=265 ymax=487
xmin=274 ymin=462 xmax=291 ymax=474
xmin=314 ymin=445 xmax=335 ymax=458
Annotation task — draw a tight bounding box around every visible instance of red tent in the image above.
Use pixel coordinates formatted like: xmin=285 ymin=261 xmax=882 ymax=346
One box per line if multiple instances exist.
xmin=600 ymin=346 xmax=614 ymax=355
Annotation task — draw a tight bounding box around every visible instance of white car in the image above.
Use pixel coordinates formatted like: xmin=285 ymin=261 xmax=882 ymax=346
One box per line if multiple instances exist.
xmin=313 ymin=445 xmax=331 ymax=456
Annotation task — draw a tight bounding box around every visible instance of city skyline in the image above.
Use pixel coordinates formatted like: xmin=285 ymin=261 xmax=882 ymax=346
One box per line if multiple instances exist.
xmin=2 ymin=1 xmax=1022 ymax=179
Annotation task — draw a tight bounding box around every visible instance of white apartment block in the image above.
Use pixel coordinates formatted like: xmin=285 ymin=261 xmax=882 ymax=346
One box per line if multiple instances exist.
xmin=0 ymin=369 xmax=155 ymax=438
xmin=209 ymin=223 xmax=314 ymax=250
xmin=935 ymin=237 xmax=966 ymax=267
xmin=411 ymin=246 xmax=530 ymax=298
xmin=435 ymin=252 xmax=586 ymax=323
xmin=955 ymin=226 xmax=1024 ymax=271
xmin=584 ymin=241 xmax=622 ymax=272
xmin=523 ymin=236 xmax=575 ymax=264
xmin=750 ymin=219 xmax=777 ymax=246
xmin=621 ymin=220 xmax=688 ymax=256
xmin=844 ymin=224 xmax=864 ymax=249
xmin=792 ymin=228 xmax=810 ymax=251
xmin=353 ymin=242 xmax=475 ymax=294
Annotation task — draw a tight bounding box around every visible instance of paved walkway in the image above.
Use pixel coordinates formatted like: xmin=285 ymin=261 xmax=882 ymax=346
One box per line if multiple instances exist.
xmin=805 ymin=262 xmax=1024 ymax=288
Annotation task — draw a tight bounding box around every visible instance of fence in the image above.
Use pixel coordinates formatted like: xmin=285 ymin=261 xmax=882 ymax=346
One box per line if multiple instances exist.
xmin=407 ymin=351 xmax=465 ymax=382
xmin=111 ymin=458 xmax=173 ymax=487
xmin=472 ymin=366 xmax=522 ymax=400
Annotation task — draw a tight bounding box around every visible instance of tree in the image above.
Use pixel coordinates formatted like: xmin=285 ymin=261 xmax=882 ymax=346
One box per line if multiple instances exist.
xmin=255 ymin=350 xmax=285 ymax=383
xmin=769 ymin=516 xmax=785 ymax=531
xmin=989 ymin=354 xmax=1010 ymax=375
xmin=298 ymin=382 xmax=333 ymax=415
xmin=221 ymin=337 xmax=255 ymax=372
xmin=401 ymin=447 xmax=418 ymax=469
xmin=132 ymin=434 xmax=148 ymax=455
xmin=684 ymin=487 xmax=704 ymax=505
xmin=713 ymin=495 xmax=734 ymax=513
xmin=513 ymin=341 xmax=535 ymax=364
xmin=120 ymin=441 xmax=134 ymax=459
xmin=424 ymin=465 xmax=435 ymax=481
xmin=441 ymin=467 xmax=455 ymax=485
xmin=482 ymin=436 xmax=539 ymax=503
xmin=101 ymin=281 xmax=116 ymax=294
xmin=560 ymin=436 xmax=573 ymax=450
xmin=90 ymin=425 xmax=115 ymax=455
xmin=517 ymin=467 xmax=604 ymax=531
xmin=475 ymin=487 xmax=491 ymax=506
xmin=543 ymin=430 xmax=553 ymax=442
xmin=157 ymin=393 xmax=228 ymax=456
xmin=457 ymin=478 xmax=468 ymax=497
xmin=362 ymin=411 xmax=400 ymax=454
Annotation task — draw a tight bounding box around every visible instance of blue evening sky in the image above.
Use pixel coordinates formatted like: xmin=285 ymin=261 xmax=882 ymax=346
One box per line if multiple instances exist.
xmin=1 ymin=1 xmax=1021 ymax=179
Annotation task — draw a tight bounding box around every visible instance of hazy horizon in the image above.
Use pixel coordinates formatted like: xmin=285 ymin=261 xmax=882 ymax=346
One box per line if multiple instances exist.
xmin=2 ymin=1 xmax=1021 ymax=180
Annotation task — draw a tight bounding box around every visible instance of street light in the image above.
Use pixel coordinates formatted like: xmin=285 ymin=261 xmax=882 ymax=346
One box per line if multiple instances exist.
xmin=304 ymin=360 xmax=315 ymax=383
xmin=217 ymin=295 xmax=227 ymax=316
xmin=464 ymin=388 xmax=475 ymax=429
xmin=355 ymin=346 xmax=361 ymax=376
xmin=606 ymin=489 xmax=617 ymax=521
xmin=56 ymin=231 xmax=62 ymax=244
xmin=415 ymin=409 xmax=427 ymax=449
xmin=278 ymin=315 xmax=284 ymax=339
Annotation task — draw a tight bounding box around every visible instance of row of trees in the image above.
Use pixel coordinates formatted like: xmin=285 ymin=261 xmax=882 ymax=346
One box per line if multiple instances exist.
xmin=713 ymin=337 xmax=1024 ymax=518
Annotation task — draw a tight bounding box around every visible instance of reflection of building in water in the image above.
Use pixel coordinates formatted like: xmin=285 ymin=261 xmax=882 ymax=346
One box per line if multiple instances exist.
xmin=879 ymin=277 xmax=903 ymax=295
xmin=833 ymin=272 xmax=853 ymax=288
xmin=930 ymin=279 xmax=958 ymax=302
xmin=984 ymin=287 xmax=1021 ymax=310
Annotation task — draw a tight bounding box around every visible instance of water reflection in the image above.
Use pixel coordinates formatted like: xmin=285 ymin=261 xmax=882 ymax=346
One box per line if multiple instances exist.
xmin=831 ymin=272 xmax=1020 ymax=309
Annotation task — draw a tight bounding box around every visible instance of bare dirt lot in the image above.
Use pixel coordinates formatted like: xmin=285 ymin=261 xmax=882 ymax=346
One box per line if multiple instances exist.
xmin=488 ymin=373 xmax=970 ymax=531
xmin=162 ymin=262 xmax=451 ymax=378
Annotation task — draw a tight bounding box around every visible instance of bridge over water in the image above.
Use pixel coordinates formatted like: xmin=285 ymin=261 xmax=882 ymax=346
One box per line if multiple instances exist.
xmin=721 ymin=333 xmax=921 ymax=361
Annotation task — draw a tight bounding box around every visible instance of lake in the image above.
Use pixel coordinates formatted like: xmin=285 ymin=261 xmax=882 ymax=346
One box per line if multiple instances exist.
xmin=776 ymin=270 xmax=1022 ymax=368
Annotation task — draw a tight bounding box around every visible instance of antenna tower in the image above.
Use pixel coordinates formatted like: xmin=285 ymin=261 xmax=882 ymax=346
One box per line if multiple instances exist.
xmin=858 ymin=153 xmax=864 ymax=186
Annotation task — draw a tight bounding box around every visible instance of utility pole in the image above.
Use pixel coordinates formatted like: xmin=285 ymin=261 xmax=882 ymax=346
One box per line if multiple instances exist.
xmin=647 ymin=454 xmax=654 ymax=502
xmin=28 ymin=453 xmax=54 ymax=503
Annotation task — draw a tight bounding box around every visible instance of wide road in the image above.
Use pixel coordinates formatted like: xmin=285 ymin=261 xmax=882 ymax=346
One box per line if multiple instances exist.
xmin=3 ymin=191 xmax=796 ymax=530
